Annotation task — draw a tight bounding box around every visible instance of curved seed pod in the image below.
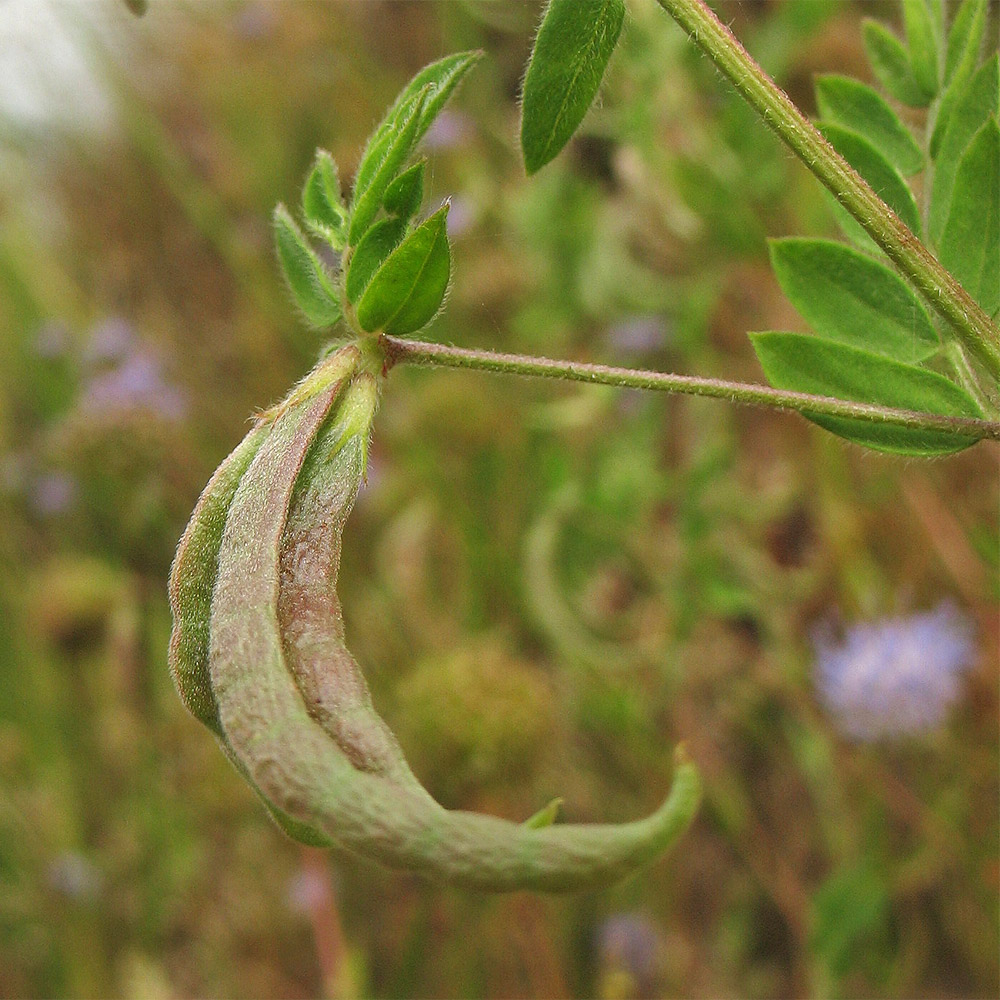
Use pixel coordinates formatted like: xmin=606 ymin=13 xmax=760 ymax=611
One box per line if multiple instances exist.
xmin=209 ymin=365 xmax=701 ymax=891
xmin=278 ymin=394 xmax=433 ymax=795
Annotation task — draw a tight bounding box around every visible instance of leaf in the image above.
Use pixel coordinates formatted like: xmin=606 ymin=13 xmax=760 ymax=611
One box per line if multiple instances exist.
xmin=769 ymin=239 xmax=939 ymax=363
xmin=939 ymin=117 xmax=1000 ymax=316
xmin=819 ymin=124 xmax=922 ymax=242
xmin=273 ymin=205 xmax=342 ymax=328
xmin=348 ymin=88 xmax=427 ymax=246
xmin=353 ymin=51 xmax=481 ymax=198
xmin=356 ymin=205 xmax=450 ymax=335
xmin=902 ymin=0 xmax=940 ymax=100
xmin=815 ymin=74 xmax=924 ymax=175
xmin=382 ymin=160 xmax=425 ymax=223
xmin=750 ymin=332 xmax=983 ymax=455
xmin=929 ymin=54 xmax=998 ymax=242
xmin=345 ymin=216 xmax=406 ymax=304
xmin=862 ymin=19 xmax=929 ymax=108
xmin=520 ymin=0 xmax=626 ymax=174
xmin=931 ymin=0 xmax=989 ymax=155
xmin=302 ymin=150 xmax=348 ymax=249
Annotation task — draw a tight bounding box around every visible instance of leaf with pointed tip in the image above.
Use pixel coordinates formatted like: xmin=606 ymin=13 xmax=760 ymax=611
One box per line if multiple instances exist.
xmin=520 ymin=0 xmax=625 ymax=174
xmin=750 ymin=332 xmax=982 ymax=455
xmin=345 ymin=216 xmax=406 ymax=304
xmin=273 ymin=205 xmax=341 ymax=328
xmin=353 ymin=51 xmax=482 ymax=199
xmin=349 ymin=89 xmax=427 ymax=246
xmin=815 ymin=75 xmax=923 ymax=175
xmin=930 ymin=54 xmax=998 ymax=242
xmin=356 ymin=205 xmax=450 ymax=335
xmin=302 ymin=150 xmax=348 ymax=249
xmin=939 ymin=117 xmax=999 ymax=316
xmin=902 ymin=0 xmax=940 ymax=100
xmin=819 ymin=124 xmax=921 ymax=247
xmin=862 ymin=19 xmax=929 ymax=107
xmin=769 ymin=239 xmax=939 ymax=363
xmin=382 ymin=160 xmax=425 ymax=223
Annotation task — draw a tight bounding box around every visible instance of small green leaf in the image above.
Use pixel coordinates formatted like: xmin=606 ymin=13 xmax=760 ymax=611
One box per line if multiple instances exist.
xmin=932 ymin=0 xmax=989 ymax=155
xmin=902 ymin=0 xmax=940 ymax=99
xmin=302 ymin=150 xmax=348 ymax=249
xmin=349 ymin=88 xmax=427 ymax=246
xmin=354 ymin=51 xmax=481 ymax=198
xmin=769 ymin=239 xmax=939 ymax=363
xmin=524 ymin=798 xmax=563 ymax=830
xmin=345 ymin=216 xmax=406 ymax=304
xmin=382 ymin=160 xmax=425 ymax=223
xmin=750 ymin=332 xmax=982 ymax=455
xmin=929 ymin=54 xmax=998 ymax=241
xmin=520 ymin=0 xmax=626 ymax=174
xmin=862 ymin=19 xmax=929 ymax=107
xmin=356 ymin=205 xmax=450 ymax=335
xmin=815 ymin=75 xmax=924 ymax=175
xmin=819 ymin=124 xmax=922 ymax=242
xmin=273 ymin=205 xmax=341 ymax=328
xmin=939 ymin=117 xmax=999 ymax=316
xmin=944 ymin=0 xmax=986 ymax=85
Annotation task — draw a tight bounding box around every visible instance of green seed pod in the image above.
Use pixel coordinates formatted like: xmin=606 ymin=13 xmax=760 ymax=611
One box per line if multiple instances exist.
xmin=199 ymin=345 xmax=701 ymax=891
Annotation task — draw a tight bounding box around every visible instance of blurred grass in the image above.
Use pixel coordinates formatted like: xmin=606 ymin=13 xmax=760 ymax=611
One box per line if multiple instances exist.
xmin=0 ymin=1 xmax=996 ymax=998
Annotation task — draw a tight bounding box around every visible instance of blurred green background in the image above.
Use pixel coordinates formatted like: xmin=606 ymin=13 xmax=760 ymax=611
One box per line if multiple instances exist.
xmin=0 ymin=1 xmax=996 ymax=997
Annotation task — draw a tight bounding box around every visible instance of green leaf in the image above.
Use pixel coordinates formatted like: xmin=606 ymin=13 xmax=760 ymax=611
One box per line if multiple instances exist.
xmin=939 ymin=117 xmax=999 ymax=316
xmin=819 ymin=124 xmax=922 ymax=243
xmin=815 ymin=74 xmax=924 ymax=175
xmin=382 ymin=160 xmax=425 ymax=223
xmin=349 ymin=88 xmax=427 ymax=246
xmin=520 ymin=0 xmax=626 ymax=174
xmin=345 ymin=216 xmax=406 ymax=304
xmin=353 ymin=51 xmax=481 ymax=198
xmin=902 ymin=0 xmax=940 ymax=99
xmin=769 ymin=239 xmax=939 ymax=363
xmin=356 ymin=205 xmax=450 ymax=335
xmin=930 ymin=54 xmax=998 ymax=242
xmin=750 ymin=332 xmax=982 ymax=454
xmin=932 ymin=0 xmax=989 ymax=155
xmin=944 ymin=0 xmax=986 ymax=85
xmin=302 ymin=150 xmax=347 ymax=249
xmin=273 ymin=205 xmax=341 ymax=328
xmin=862 ymin=19 xmax=929 ymax=107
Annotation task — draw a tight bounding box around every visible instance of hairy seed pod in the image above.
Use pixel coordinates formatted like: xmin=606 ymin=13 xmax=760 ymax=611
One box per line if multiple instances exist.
xmin=196 ymin=344 xmax=700 ymax=892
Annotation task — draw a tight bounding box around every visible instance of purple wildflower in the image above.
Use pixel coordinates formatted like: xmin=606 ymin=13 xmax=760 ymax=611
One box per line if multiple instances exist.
xmin=32 ymin=471 xmax=78 ymax=516
xmin=814 ymin=603 xmax=976 ymax=742
xmin=47 ymin=852 xmax=103 ymax=900
xmin=79 ymin=351 xmax=186 ymax=420
xmin=422 ymin=110 xmax=473 ymax=151
xmin=597 ymin=912 xmax=661 ymax=992
xmin=84 ymin=317 xmax=137 ymax=367
xmin=606 ymin=315 xmax=668 ymax=354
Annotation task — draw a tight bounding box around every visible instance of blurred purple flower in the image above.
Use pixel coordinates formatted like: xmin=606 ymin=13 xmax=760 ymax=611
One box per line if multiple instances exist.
xmin=445 ymin=196 xmax=474 ymax=238
xmin=422 ymin=110 xmax=473 ymax=151
xmin=32 ymin=470 xmax=78 ymax=516
xmin=47 ymin=852 xmax=103 ymax=901
xmin=597 ymin=912 xmax=661 ymax=990
xmin=79 ymin=350 xmax=186 ymax=420
xmin=84 ymin=317 xmax=137 ymax=367
xmin=606 ymin=315 xmax=667 ymax=354
xmin=814 ymin=603 xmax=976 ymax=742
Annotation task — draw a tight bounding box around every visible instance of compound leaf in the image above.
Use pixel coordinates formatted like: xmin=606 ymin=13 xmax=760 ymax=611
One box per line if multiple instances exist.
xmin=769 ymin=239 xmax=939 ymax=363
xmin=750 ymin=332 xmax=983 ymax=455
xmin=862 ymin=19 xmax=929 ymax=107
xmin=520 ymin=0 xmax=626 ymax=174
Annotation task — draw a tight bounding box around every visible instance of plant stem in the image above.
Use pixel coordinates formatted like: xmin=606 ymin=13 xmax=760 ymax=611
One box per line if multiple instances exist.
xmin=653 ymin=0 xmax=1000 ymax=384
xmin=381 ymin=336 xmax=1000 ymax=442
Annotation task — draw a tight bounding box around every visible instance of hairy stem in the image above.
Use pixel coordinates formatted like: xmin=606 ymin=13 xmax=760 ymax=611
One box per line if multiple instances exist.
xmin=653 ymin=0 xmax=1000 ymax=383
xmin=381 ymin=336 xmax=1000 ymax=443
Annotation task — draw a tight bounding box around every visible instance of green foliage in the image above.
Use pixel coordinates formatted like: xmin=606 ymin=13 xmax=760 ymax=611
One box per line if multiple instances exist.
xmin=301 ymin=149 xmax=348 ymax=249
xmin=355 ymin=205 xmax=451 ymax=335
xmin=750 ymin=332 xmax=982 ymax=454
xmin=520 ymin=0 xmax=626 ymax=174
xmin=768 ymin=239 xmax=939 ymax=363
xmin=382 ymin=160 xmax=425 ymax=224
xmin=345 ymin=217 xmax=406 ymax=304
xmin=939 ymin=117 xmax=999 ymax=316
xmin=272 ymin=205 xmax=342 ymax=328
xmin=862 ymin=19 xmax=931 ymax=107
